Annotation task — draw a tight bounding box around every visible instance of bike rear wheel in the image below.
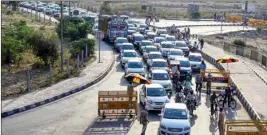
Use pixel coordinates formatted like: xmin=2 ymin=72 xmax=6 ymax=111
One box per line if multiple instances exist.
xmin=230 ymin=99 xmax=237 ymax=109
xmin=217 ymin=94 xmax=224 ymax=101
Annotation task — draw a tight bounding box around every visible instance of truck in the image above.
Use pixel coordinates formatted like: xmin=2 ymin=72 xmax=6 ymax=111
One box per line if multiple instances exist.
xmin=98 ymin=15 xmax=128 ymax=43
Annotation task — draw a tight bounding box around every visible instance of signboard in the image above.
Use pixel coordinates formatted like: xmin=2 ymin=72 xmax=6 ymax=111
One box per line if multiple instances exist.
xmin=188 ymin=4 xmax=199 ymax=13
xmin=96 ymin=31 xmax=104 ymax=39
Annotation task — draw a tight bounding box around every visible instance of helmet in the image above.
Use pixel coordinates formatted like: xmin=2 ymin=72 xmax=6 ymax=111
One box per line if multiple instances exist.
xmin=186 ymin=76 xmax=191 ymax=81
xmin=190 ymin=91 xmax=193 ymax=95
xmin=212 ymin=92 xmax=216 ymax=95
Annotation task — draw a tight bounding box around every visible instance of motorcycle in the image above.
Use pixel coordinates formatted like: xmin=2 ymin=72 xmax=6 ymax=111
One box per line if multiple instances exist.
xmin=186 ymin=99 xmax=195 ymax=115
xmin=211 ymin=100 xmax=219 ymax=119
xmin=175 ymin=91 xmax=184 ymax=103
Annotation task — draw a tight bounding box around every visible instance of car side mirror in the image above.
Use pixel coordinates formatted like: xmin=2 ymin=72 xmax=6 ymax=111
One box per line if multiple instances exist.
xmin=158 ymin=113 xmax=163 ymax=116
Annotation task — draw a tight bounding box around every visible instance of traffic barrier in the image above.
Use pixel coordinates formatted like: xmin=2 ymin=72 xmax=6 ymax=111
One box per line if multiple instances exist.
xmin=201 ymin=51 xmax=262 ymax=121
xmin=149 ymin=23 xmax=243 ymax=29
xmin=1 ymin=45 xmax=116 ymax=118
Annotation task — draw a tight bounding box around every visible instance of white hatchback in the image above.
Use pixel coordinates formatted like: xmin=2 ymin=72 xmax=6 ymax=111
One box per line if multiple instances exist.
xmin=139 ymin=84 xmax=170 ymax=111
xmin=159 ymin=103 xmax=191 ymax=135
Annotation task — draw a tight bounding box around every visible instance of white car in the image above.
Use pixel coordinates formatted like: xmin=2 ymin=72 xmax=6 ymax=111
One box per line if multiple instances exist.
xmin=139 ymin=40 xmax=153 ymax=53
xmin=165 ymin=35 xmax=176 ymax=45
xmin=115 ymin=37 xmax=128 ymax=52
xmin=120 ymin=50 xmax=138 ymax=67
xmin=139 ymin=84 xmax=170 ymax=111
xmin=153 ymin=37 xmax=166 ymax=49
xmin=159 ymin=103 xmax=191 ymax=135
xmin=120 ymin=43 xmax=135 ymax=56
xmin=156 ymin=29 xmax=168 ymax=36
xmin=160 ymin=41 xmax=175 ymax=57
xmin=188 ymin=53 xmax=203 ymax=72
xmin=147 ymin=52 xmax=163 ymax=67
xmin=142 ymin=46 xmax=159 ymax=60
xmin=149 ymin=70 xmax=172 ymax=93
xmin=175 ymin=41 xmax=190 ymax=56
xmin=149 ymin=59 xmax=168 ymax=72
xmin=167 ymin=48 xmax=184 ymax=63
xmin=159 ymin=34 xmax=168 ymax=39
xmin=125 ymin=59 xmax=145 ymax=77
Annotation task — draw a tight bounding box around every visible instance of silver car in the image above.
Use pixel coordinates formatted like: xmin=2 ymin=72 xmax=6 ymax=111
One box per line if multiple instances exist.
xmin=165 ymin=35 xmax=176 ymax=45
xmin=125 ymin=59 xmax=145 ymax=77
xmin=149 ymin=59 xmax=168 ymax=72
xmin=160 ymin=41 xmax=175 ymax=57
xmin=120 ymin=50 xmax=138 ymax=67
xmin=149 ymin=70 xmax=172 ymax=93
xmin=175 ymin=41 xmax=190 ymax=56
xmin=188 ymin=53 xmax=203 ymax=72
xmin=167 ymin=48 xmax=184 ymax=63
xmin=147 ymin=52 xmax=163 ymax=67
xmin=142 ymin=46 xmax=159 ymax=60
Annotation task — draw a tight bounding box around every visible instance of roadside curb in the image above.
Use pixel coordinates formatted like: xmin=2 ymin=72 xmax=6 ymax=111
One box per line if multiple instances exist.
xmin=149 ymin=23 xmax=242 ymax=29
xmin=201 ymin=51 xmax=262 ymax=121
xmin=242 ymin=61 xmax=267 ymax=85
xmin=1 ymin=45 xmax=116 ymax=118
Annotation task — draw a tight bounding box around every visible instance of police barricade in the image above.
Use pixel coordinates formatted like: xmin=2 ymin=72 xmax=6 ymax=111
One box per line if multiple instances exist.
xmin=201 ymin=69 xmax=230 ymax=90
xmin=225 ymin=120 xmax=267 ymax=135
xmin=225 ymin=15 xmax=243 ymax=23
xmin=98 ymin=91 xmax=138 ymax=119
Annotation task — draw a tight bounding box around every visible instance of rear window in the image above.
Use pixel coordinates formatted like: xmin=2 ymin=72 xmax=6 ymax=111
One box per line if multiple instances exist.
xmin=189 ymin=55 xmax=202 ymax=62
xmin=180 ymin=61 xmax=190 ymax=67
xmin=176 ymin=42 xmax=187 ymax=47
xmin=149 ymin=54 xmax=162 ymax=59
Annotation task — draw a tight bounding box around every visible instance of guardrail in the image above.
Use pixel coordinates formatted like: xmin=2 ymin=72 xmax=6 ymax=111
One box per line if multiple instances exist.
xmin=201 ymin=50 xmax=262 ymax=121
xmin=149 ymin=23 xmax=243 ymax=29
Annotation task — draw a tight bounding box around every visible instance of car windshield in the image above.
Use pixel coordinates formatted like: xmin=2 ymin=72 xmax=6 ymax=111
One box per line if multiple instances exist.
xmin=166 ymin=37 xmax=176 ymax=41
xmin=170 ymin=51 xmax=183 ymax=56
xmin=128 ymin=27 xmax=136 ymax=30
xmin=134 ymin=36 xmax=144 ymax=41
xmin=152 ymin=73 xmax=169 ymax=80
xmin=128 ymin=62 xmax=143 ymax=68
xmin=163 ymin=108 xmax=188 ymax=119
xmin=189 ymin=55 xmax=202 ymax=62
xmin=123 ymin=52 xmax=137 ymax=57
xmin=155 ymin=38 xmax=165 ymax=43
xmin=117 ymin=38 xmax=128 ymax=43
xmin=147 ymin=34 xmax=155 ymax=39
xmin=159 ymin=30 xmax=168 ymax=34
xmin=176 ymin=42 xmax=187 ymax=47
xmin=161 ymin=44 xmax=174 ymax=48
xmin=152 ymin=61 xmax=167 ymax=67
xmin=145 ymin=48 xmax=157 ymax=52
xmin=180 ymin=61 xmax=190 ymax=67
xmin=140 ymin=24 xmax=147 ymax=28
xmin=149 ymin=54 xmax=162 ymax=59
xmin=122 ymin=45 xmax=134 ymax=50
xmin=147 ymin=88 xmax=166 ymax=96
xmin=142 ymin=42 xmax=152 ymax=46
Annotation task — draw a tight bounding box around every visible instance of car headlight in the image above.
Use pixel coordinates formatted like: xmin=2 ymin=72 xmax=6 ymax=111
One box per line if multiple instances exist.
xmin=168 ymin=83 xmax=172 ymax=88
xmin=146 ymin=99 xmax=153 ymax=104
xmin=187 ymin=70 xmax=192 ymax=74
xmin=184 ymin=126 xmax=191 ymax=131
xmin=165 ymin=99 xmax=170 ymax=103
xmin=160 ymin=124 xmax=167 ymax=129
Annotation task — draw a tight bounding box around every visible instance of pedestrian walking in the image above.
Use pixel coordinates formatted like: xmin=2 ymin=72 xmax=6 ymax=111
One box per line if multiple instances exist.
xmin=187 ymin=27 xmax=191 ymax=38
xmin=218 ymin=108 xmax=225 ymax=135
xmin=200 ymin=38 xmax=204 ymax=51
xmin=140 ymin=109 xmax=149 ymax=135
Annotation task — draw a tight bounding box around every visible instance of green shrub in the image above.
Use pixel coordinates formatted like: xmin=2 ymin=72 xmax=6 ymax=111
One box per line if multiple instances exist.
xmin=233 ymin=39 xmax=246 ymax=47
xmin=1 ymin=36 xmax=24 ymax=64
xmin=32 ymin=57 xmax=44 ymax=69
xmin=69 ymin=38 xmax=95 ymax=58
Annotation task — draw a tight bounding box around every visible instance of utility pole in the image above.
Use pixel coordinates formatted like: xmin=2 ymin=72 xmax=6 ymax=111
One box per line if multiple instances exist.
xmin=69 ymin=1 xmax=71 ymax=17
xmin=60 ymin=1 xmax=64 ymax=71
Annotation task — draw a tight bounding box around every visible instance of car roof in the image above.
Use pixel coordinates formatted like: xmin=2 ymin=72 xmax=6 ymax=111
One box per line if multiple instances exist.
xmin=133 ymin=33 xmax=144 ymax=37
xmin=145 ymin=83 xmax=163 ymax=88
xmin=189 ymin=53 xmax=202 ymax=56
xmin=124 ymin=50 xmax=136 ymax=53
xmin=149 ymin=52 xmax=162 ymax=55
xmin=152 ymin=59 xmax=166 ymax=62
xmin=142 ymin=40 xmax=152 ymax=43
xmin=122 ymin=43 xmax=133 ymax=46
xmin=147 ymin=32 xmax=156 ymax=35
xmin=158 ymin=29 xmax=167 ymax=31
xmin=116 ymin=37 xmax=127 ymax=40
xmin=161 ymin=41 xmax=173 ymax=44
xmin=154 ymin=37 xmax=165 ymax=40
xmin=175 ymin=40 xmax=186 ymax=43
xmin=166 ymin=35 xmax=175 ymax=38
xmin=128 ymin=59 xmax=142 ymax=62
xmin=144 ymin=46 xmax=157 ymax=48
xmin=165 ymin=103 xmax=187 ymax=109
xmin=178 ymin=57 xmax=189 ymax=61
xmin=170 ymin=48 xmax=183 ymax=52
xmin=151 ymin=69 xmax=168 ymax=74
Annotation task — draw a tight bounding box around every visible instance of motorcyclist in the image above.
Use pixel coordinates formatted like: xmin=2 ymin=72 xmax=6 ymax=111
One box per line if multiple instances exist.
xmin=210 ymin=92 xmax=217 ymax=115
xmin=200 ymin=61 xmax=207 ymax=71
xmin=223 ymin=86 xmax=231 ymax=107
xmin=195 ymin=73 xmax=203 ymax=92
xmin=184 ymin=76 xmax=193 ymax=96
xmin=186 ymin=90 xmax=197 ymax=110
xmin=207 ymin=72 xmax=212 ymax=94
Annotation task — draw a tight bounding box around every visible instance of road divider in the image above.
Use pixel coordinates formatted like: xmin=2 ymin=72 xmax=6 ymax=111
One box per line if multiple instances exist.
xmin=149 ymin=23 xmax=243 ymax=29
xmin=201 ymin=50 xmax=262 ymax=121
xmin=1 ymin=44 xmax=116 ymax=118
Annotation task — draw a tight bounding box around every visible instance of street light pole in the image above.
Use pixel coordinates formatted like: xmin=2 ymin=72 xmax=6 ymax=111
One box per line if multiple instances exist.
xmin=60 ymin=1 xmax=64 ymax=71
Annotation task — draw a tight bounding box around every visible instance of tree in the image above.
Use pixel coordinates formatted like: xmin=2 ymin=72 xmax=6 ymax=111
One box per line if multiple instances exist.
xmin=2 ymin=36 xmax=24 ymax=64
xmin=69 ymin=38 xmax=95 ymax=58
xmin=8 ymin=1 xmax=19 ymax=11
xmin=100 ymin=1 xmax=111 ymax=14
xmin=26 ymin=31 xmax=59 ymax=65
xmin=189 ymin=12 xmax=201 ymax=19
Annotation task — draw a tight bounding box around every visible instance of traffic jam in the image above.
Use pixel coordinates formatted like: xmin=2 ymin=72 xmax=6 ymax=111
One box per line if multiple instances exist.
xmin=97 ymin=14 xmax=218 ymax=135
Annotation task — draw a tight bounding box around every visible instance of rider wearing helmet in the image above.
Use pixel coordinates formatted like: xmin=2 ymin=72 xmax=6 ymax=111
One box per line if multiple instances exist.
xmin=210 ymin=92 xmax=217 ymax=115
xmin=184 ymin=76 xmax=193 ymax=95
xmin=186 ymin=90 xmax=196 ymax=110
xmin=195 ymin=73 xmax=203 ymax=92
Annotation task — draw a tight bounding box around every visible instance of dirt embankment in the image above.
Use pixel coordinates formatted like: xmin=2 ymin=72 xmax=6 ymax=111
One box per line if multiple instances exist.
xmin=203 ymin=30 xmax=267 ymax=54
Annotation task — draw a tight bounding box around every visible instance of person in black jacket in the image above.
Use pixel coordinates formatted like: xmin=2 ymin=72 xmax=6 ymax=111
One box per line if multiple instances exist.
xmin=210 ymin=92 xmax=217 ymax=115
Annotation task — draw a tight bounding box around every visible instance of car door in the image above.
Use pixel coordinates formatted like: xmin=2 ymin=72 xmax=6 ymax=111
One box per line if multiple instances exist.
xmin=140 ymin=85 xmax=146 ymax=105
